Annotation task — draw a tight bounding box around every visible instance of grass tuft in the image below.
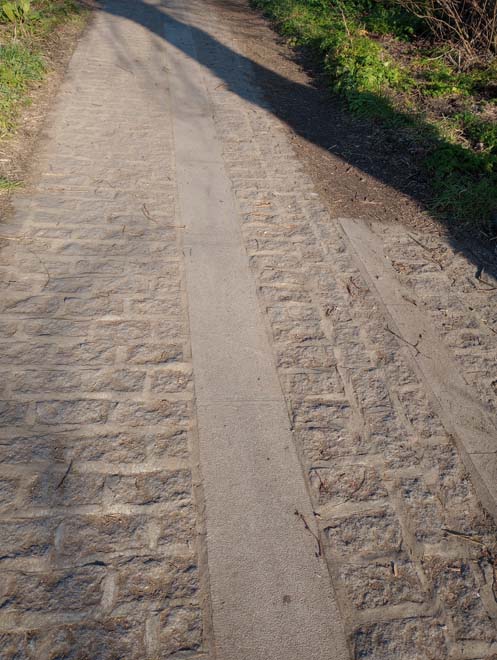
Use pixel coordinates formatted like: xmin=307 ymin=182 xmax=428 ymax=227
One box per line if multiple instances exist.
xmin=251 ymin=0 xmax=497 ymax=234
xmin=0 ymin=0 xmax=88 ymax=140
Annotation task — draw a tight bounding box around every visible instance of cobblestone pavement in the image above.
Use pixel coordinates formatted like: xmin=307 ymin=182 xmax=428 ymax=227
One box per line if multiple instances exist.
xmin=177 ymin=0 xmax=497 ymax=657
xmin=1 ymin=0 xmax=497 ymax=658
xmin=0 ymin=4 xmax=208 ymax=658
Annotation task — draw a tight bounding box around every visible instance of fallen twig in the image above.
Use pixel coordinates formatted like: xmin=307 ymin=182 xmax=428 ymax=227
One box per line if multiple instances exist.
xmin=294 ymin=509 xmax=322 ymax=558
xmin=56 ymin=459 xmax=73 ymax=489
xmin=441 ymin=527 xmax=485 ymax=545
xmin=386 ymin=325 xmax=423 ymax=357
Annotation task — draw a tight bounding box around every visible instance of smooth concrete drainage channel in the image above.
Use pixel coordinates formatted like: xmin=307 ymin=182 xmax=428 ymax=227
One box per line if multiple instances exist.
xmin=165 ymin=7 xmax=350 ymax=660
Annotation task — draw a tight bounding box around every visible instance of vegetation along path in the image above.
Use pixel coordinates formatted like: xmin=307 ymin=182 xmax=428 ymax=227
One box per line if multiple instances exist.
xmin=0 ymin=0 xmax=497 ymax=658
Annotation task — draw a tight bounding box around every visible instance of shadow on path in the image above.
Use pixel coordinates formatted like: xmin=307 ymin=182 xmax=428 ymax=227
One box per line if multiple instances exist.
xmin=102 ymin=0 xmax=497 ymax=280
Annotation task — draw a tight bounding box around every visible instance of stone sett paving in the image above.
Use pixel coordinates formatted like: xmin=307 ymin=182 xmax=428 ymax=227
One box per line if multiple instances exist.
xmin=2 ymin=0 xmax=497 ymax=657
xmin=0 ymin=4 xmax=208 ymax=659
xmin=187 ymin=1 xmax=497 ymax=657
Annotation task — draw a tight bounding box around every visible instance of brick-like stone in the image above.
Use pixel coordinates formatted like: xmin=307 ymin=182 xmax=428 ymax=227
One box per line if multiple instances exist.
xmin=83 ymin=369 xmax=146 ymax=393
xmin=28 ymin=470 xmax=104 ymax=507
xmin=2 ymin=567 xmax=105 ymax=613
xmin=339 ymin=561 xmax=425 ymax=610
xmin=354 ymin=618 xmax=447 ymax=659
xmin=64 ymin=430 xmax=147 ymax=463
xmin=9 ymin=369 xmax=83 ymax=394
xmin=156 ymin=507 xmax=196 ymax=546
xmin=0 ymin=478 xmax=19 ymax=510
xmin=159 ymin=606 xmax=203 ymax=656
xmin=124 ymin=343 xmax=183 ymax=365
xmin=276 ymin=344 xmax=335 ymax=370
xmin=309 ymin=465 xmax=387 ymax=506
xmin=325 ymin=509 xmax=403 ymax=558
xmin=35 ymin=400 xmax=112 ymax=425
xmin=292 ymin=398 xmax=351 ymax=428
xmin=113 ymin=555 xmax=198 ymax=613
xmin=425 ymin=560 xmax=497 ymax=642
xmin=0 ymin=401 xmax=29 ymax=425
xmin=110 ymin=400 xmax=189 ymax=427
xmin=282 ymin=370 xmax=344 ymax=397
xmin=0 ymin=518 xmax=57 ymax=559
xmin=399 ymin=477 xmax=446 ymax=544
xmin=106 ymin=470 xmax=192 ymax=506
xmin=0 ymin=633 xmax=28 ymax=660
xmin=149 ymin=366 xmax=192 ymax=393
xmin=0 ymin=433 xmax=60 ymax=463
xmin=28 ymin=620 xmax=146 ymax=660
xmin=58 ymin=514 xmax=149 ymax=559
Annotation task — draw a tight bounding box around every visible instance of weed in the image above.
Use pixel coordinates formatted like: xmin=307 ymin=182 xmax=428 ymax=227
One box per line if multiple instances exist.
xmin=0 ymin=175 xmax=21 ymax=189
xmin=252 ymin=0 xmax=497 ymax=233
xmin=0 ymin=0 xmax=87 ymax=140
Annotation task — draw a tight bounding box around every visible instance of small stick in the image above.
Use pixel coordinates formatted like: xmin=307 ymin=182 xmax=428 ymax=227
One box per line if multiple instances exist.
xmin=56 ymin=459 xmax=73 ymax=489
xmin=294 ymin=509 xmax=322 ymax=557
xmin=385 ymin=325 xmax=422 ymax=356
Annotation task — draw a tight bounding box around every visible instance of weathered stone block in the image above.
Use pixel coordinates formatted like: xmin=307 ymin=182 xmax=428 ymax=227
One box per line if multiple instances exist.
xmin=113 ymin=555 xmax=198 ymax=612
xmin=149 ymin=366 xmax=192 ymax=394
xmin=159 ymin=606 xmax=202 ymax=656
xmin=325 ymin=509 xmax=402 ymax=558
xmin=339 ymin=561 xmax=425 ymax=610
xmin=282 ymin=371 xmax=344 ymax=398
xmin=9 ymin=369 xmax=83 ymax=394
xmin=292 ymin=398 xmax=350 ymax=429
xmin=58 ymin=514 xmax=149 ymax=558
xmin=28 ymin=470 xmax=104 ymax=507
xmin=65 ymin=430 xmax=147 ymax=463
xmin=83 ymin=369 xmax=146 ymax=393
xmin=156 ymin=507 xmax=196 ymax=546
xmin=354 ymin=617 xmax=447 ymax=659
xmin=93 ymin=320 xmax=151 ymax=341
xmin=399 ymin=477 xmax=446 ymax=544
xmin=0 ymin=478 xmax=19 ymax=510
xmin=106 ymin=470 xmax=191 ymax=506
xmin=124 ymin=343 xmax=183 ymax=365
xmin=148 ymin=429 xmax=190 ymax=460
xmin=425 ymin=560 xmax=497 ymax=642
xmin=276 ymin=344 xmax=335 ymax=370
xmin=309 ymin=465 xmax=387 ymax=506
xmin=28 ymin=619 xmax=146 ymax=659
xmin=0 ymin=401 xmax=29 ymax=425
xmin=35 ymin=400 xmax=112 ymax=425
xmin=110 ymin=400 xmax=189 ymax=427
xmin=0 ymin=633 xmax=28 ymax=660
xmin=271 ymin=320 xmax=326 ymax=345
xmin=0 ymin=518 xmax=57 ymax=558
xmin=22 ymin=319 xmax=90 ymax=338
xmin=3 ymin=567 xmax=105 ymax=613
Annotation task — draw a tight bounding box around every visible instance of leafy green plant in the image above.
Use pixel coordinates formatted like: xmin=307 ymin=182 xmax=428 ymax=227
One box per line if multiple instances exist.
xmin=1 ymin=0 xmax=32 ymax=26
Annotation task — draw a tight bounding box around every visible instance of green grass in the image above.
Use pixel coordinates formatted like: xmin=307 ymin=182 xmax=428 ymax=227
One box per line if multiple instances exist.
xmin=0 ymin=174 xmax=21 ymax=189
xmin=0 ymin=0 xmax=87 ymax=139
xmin=0 ymin=42 xmax=45 ymax=135
xmin=251 ymin=0 xmax=497 ymax=234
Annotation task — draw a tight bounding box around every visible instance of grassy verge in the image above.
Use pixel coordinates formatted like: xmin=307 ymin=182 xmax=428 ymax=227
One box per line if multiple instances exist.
xmin=0 ymin=0 xmax=88 ymax=185
xmin=251 ymin=0 xmax=497 ymax=235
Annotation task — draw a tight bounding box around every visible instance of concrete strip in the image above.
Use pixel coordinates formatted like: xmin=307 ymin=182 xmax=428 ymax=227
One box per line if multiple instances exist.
xmin=165 ymin=7 xmax=350 ymax=660
xmin=339 ymin=216 xmax=497 ymax=519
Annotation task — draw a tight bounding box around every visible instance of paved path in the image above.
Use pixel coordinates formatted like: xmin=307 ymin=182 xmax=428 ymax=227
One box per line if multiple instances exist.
xmin=1 ymin=0 xmax=497 ymax=658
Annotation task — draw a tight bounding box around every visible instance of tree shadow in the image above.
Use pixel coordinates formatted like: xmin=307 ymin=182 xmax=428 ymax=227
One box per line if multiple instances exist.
xmin=101 ymin=0 xmax=497 ymax=281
